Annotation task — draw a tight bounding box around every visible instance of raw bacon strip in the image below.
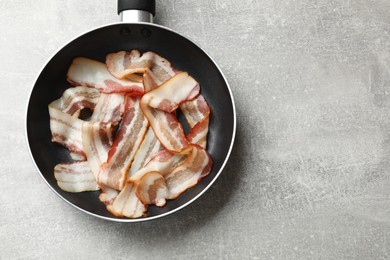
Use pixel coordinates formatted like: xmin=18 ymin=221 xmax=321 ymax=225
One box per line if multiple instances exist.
xmin=142 ymin=72 xmax=199 ymax=112
xmin=49 ymin=86 xmax=100 ymax=117
xmin=99 ymin=185 xmax=119 ymax=206
xmin=83 ymin=93 xmax=124 ymax=178
xmin=136 ymin=172 xmax=169 ymax=207
xmin=133 ymin=145 xmax=213 ymax=207
xmin=106 ymin=50 xmax=148 ymax=78
xmin=145 ymin=110 xmax=191 ymax=154
xmin=49 ymin=104 xmax=85 ymax=158
xmin=128 ymin=149 xmax=184 ymax=182
xmin=82 ymin=122 xmax=114 ymax=178
xmin=140 ymin=72 xmax=200 ymax=154
xmin=186 ymin=117 xmax=210 ymax=148
xmin=126 ymin=149 xmax=183 ymax=212
xmin=98 ymin=95 xmax=149 ymax=190
xmin=128 ymin=127 xmax=161 ymax=177
xmin=110 ymin=127 xmax=161 ymax=218
xmin=165 ymin=145 xmax=213 ymax=200
xmin=106 ymin=50 xmax=175 ymax=82
xmin=111 ymin=54 xmax=178 ymax=214
xmin=49 ymin=86 xmax=101 ymax=159
xmin=180 ymin=95 xmax=210 ymax=128
xmin=107 ymin=183 xmax=146 ymax=218
xmin=67 ymin=57 xmax=144 ymax=94
xmin=83 ymin=94 xmax=125 ymax=205
xmin=181 ymin=95 xmax=211 ymax=148
xmin=143 ymin=68 xmax=159 ymax=93
xmin=90 ymin=93 xmax=125 ymax=123
xmin=54 ymin=162 xmax=99 ymax=193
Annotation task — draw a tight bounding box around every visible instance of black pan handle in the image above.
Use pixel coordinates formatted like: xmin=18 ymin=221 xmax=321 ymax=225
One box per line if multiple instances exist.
xmin=118 ymin=0 xmax=156 ymax=16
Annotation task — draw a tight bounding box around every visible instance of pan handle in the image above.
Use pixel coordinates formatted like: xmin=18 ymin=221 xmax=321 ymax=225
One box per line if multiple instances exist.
xmin=118 ymin=0 xmax=155 ymax=23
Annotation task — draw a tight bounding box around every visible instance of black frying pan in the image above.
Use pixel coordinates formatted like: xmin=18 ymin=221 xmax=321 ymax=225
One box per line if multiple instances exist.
xmin=26 ymin=0 xmax=236 ymax=222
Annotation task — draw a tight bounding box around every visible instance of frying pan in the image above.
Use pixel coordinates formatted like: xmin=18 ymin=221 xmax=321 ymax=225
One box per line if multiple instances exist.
xmin=26 ymin=0 xmax=236 ymax=222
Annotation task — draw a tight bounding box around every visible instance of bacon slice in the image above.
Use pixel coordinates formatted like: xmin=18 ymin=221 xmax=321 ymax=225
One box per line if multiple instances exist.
xmin=136 ymin=172 xmax=169 ymax=207
xmin=91 ymin=93 xmax=125 ymax=123
xmin=82 ymin=122 xmax=114 ymax=178
xmin=54 ymin=162 xmax=99 ymax=192
xmin=106 ymin=50 xmax=175 ymax=82
xmin=49 ymin=86 xmax=100 ymax=117
xmin=180 ymin=95 xmax=210 ymax=128
xmin=67 ymin=57 xmax=144 ymax=94
xmin=109 ymin=127 xmax=161 ymax=218
xmin=143 ymin=72 xmax=199 ymax=112
xmin=186 ymin=117 xmax=210 ymax=148
xmin=128 ymin=127 xmax=161 ymax=177
xmin=49 ymin=86 xmax=102 ymax=158
xmin=128 ymin=149 xmax=184 ymax=182
xmin=82 ymin=93 xmax=125 ymax=177
xmin=165 ymin=145 xmax=213 ymax=200
xmin=140 ymin=72 xmax=200 ymax=154
xmin=125 ymin=149 xmax=183 ymax=209
xmin=143 ymin=68 xmax=159 ymax=93
xmin=81 ymin=93 xmax=128 ymax=207
xmin=99 ymin=185 xmax=119 ymax=206
xmin=132 ymin=145 xmax=213 ymax=207
xmin=107 ymin=183 xmax=146 ymax=218
xmin=181 ymin=95 xmax=211 ymax=148
xmin=98 ymin=95 xmax=149 ymax=190
xmin=49 ymin=104 xmax=85 ymax=158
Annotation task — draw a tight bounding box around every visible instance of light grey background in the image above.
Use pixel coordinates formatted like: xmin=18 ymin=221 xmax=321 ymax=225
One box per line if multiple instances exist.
xmin=2 ymin=0 xmax=390 ymax=259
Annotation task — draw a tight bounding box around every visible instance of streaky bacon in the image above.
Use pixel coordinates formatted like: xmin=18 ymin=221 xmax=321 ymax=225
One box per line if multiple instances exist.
xmin=140 ymin=72 xmax=200 ymax=154
xmin=180 ymin=95 xmax=210 ymax=128
xmin=107 ymin=182 xmax=146 ymax=218
xmin=90 ymin=93 xmax=125 ymax=123
xmin=82 ymin=122 xmax=114 ymax=178
xmin=108 ymin=129 xmax=159 ymax=216
xmin=136 ymin=172 xmax=169 ymax=207
xmin=128 ymin=149 xmax=184 ymax=182
xmin=132 ymin=145 xmax=213 ymax=207
xmin=49 ymin=104 xmax=85 ymax=158
xmin=181 ymin=95 xmax=211 ymax=148
xmin=186 ymin=117 xmax=210 ymax=148
xmin=82 ymin=93 xmax=126 ymax=203
xmin=143 ymin=68 xmax=158 ymax=93
xmin=49 ymin=86 xmax=102 ymax=158
xmin=106 ymin=50 xmax=149 ymax=78
xmin=143 ymin=72 xmax=199 ymax=112
xmin=99 ymin=185 xmax=119 ymax=206
xmin=54 ymin=161 xmax=99 ymax=192
xmin=81 ymin=93 xmax=124 ymax=175
xmin=105 ymin=59 xmax=179 ymax=216
xmin=106 ymin=50 xmax=175 ymax=82
xmin=98 ymin=95 xmax=149 ymax=190
xmin=49 ymin=86 xmax=100 ymax=117
xmin=128 ymin=127 xmax=161 ymax=177
xmin=107 ymin=128 xmax=160 ymax=217
xmin=67 ymin=57 xmax=144 ymax=94
xmin=165 ymin=145 xmax=213 ymax=200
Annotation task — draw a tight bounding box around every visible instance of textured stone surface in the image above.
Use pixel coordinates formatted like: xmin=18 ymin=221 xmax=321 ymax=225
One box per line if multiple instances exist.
xmin=2 ymin=0 xmax=390 ymax=259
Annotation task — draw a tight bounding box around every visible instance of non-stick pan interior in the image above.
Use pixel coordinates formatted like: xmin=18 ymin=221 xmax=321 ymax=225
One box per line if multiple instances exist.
xmin=27 ymin=23 xmax=235 ymax=220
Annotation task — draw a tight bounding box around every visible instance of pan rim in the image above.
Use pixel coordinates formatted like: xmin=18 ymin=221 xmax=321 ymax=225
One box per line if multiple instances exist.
xmin=25 ymin=21 xmax=237 ymax=222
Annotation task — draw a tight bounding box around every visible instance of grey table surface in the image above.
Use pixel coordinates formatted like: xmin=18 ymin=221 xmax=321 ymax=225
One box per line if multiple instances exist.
xmin=2 ymin=0 xmax=390 ymax=259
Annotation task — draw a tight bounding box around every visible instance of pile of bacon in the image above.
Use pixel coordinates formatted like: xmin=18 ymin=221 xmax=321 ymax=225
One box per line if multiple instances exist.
xmin=49 ymin=50 xmax=212 ymax=218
